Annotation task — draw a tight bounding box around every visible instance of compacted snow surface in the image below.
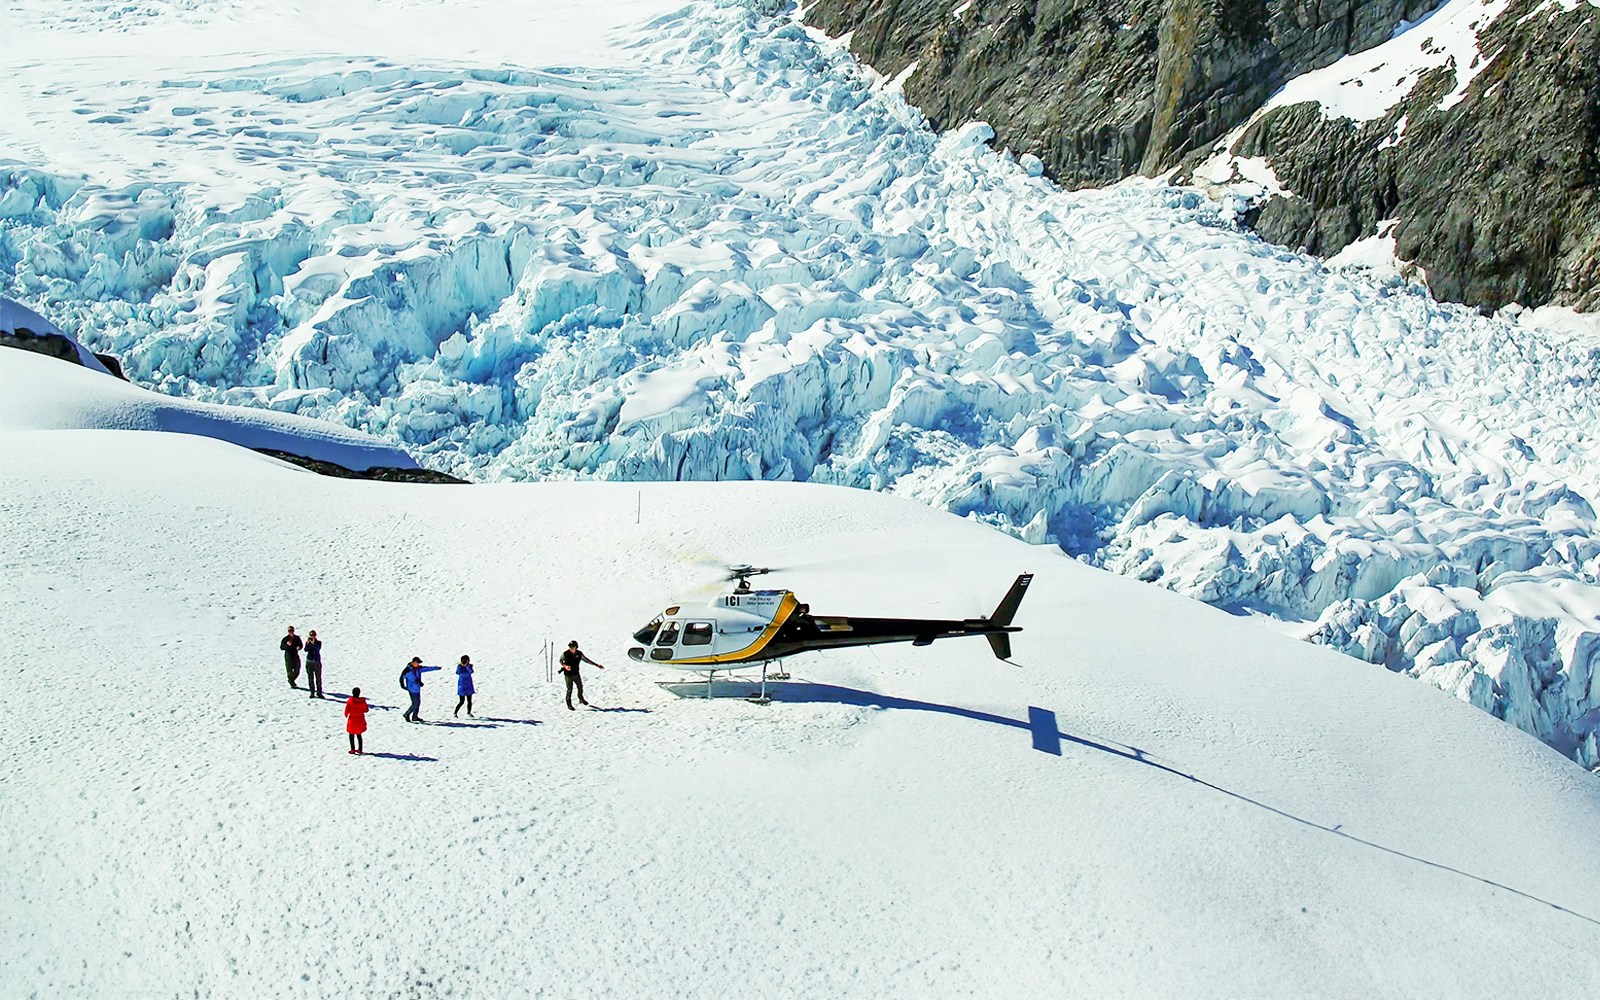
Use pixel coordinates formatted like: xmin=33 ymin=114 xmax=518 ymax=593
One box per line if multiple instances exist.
xmin=4 ymin=354 xmax=1600 ymax=997
xmin=1 ymin=0 xmax=1597 ymax=771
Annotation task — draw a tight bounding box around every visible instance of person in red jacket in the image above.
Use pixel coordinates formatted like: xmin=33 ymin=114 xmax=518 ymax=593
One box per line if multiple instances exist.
xmin=344 ymin=687 xmax=369 ymax=755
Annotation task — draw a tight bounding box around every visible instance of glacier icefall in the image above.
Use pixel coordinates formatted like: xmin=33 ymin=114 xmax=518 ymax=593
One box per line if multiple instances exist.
xmin=1 ymin=0 xmax=1595 ymax=768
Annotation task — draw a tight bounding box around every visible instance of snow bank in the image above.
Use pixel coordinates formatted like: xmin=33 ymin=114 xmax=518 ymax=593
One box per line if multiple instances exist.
xmin=1 ymin=330 xmax=417 ymax=471
xmin=0 ymin=0 xmax=1596 ymax=767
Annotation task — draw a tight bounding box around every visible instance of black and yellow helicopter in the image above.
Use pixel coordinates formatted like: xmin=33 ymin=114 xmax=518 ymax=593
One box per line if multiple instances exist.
xmin=627 ymin=565 xmax=1033 ymax=700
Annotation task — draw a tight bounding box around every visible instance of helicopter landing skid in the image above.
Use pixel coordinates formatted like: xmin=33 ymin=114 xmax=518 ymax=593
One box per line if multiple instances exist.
xmin=744 ymin=661 xmax=775 ymax=704
xmin=699 ymin=663 xmax=777 ymax=704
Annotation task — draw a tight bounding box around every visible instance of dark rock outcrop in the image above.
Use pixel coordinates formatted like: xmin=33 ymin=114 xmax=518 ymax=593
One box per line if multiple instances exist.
xmin=804 ymin=0 xmax=1600 ymax=311
xmin=0 ymin=325 xmax=128 ymax=379
xmin=253 ymin=449 xmax=468 ymax=484
xmin=1 ymin=324 xmax=83 ymax=366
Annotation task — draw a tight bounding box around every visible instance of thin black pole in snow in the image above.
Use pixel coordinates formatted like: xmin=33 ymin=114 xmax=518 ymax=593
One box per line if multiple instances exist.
xmin=636 ymin=490 xmax=641 ymax=524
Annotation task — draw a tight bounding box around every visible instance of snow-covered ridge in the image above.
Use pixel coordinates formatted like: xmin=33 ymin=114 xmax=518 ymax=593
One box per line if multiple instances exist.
xmin=2 ymin=297 xmax=417 ymax=471
xmin=0 ymin=0 xmax=1595 ymax=768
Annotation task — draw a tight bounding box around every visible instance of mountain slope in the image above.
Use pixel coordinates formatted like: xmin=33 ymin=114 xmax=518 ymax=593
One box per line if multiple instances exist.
xmin=3 ymin=355 xmax=1599 ymax=997
xmin=0 ymin=0 xmax=1595 ymax=767
xmin=805 ymin=0 xmax=1600 ymax=311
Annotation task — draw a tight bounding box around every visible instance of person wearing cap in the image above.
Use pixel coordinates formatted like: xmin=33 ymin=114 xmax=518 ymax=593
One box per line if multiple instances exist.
xmin=399 ymin=657 xmax=440 ymax=723
xmin=558 ymin=640 xmax=604 ymax=710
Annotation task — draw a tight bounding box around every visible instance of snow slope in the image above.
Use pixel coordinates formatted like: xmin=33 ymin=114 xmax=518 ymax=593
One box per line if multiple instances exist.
xmin=3 ymin=357 xmax=1600 ymax=998
xmin=0 ymin=0 xmax=1596 ymax=768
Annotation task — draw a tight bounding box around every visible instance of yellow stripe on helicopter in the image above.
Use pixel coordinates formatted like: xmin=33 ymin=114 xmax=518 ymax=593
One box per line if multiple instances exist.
xmin=667 ymin=592 xmax=801 ymax=665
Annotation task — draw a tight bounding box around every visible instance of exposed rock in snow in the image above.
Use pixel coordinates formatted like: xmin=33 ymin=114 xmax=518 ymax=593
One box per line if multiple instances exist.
xmin=1 ymin=295 xmax=113 ymax=373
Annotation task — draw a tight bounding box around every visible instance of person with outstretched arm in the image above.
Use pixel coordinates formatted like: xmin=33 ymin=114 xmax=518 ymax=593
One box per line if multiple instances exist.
xmin=304 ymin=630 xmax=325 ymax=699
xmin=280 ymin=626 xmax=303 ymax=689
xmin=345 ymin=686 xmax=369 ymax=755
xmin=455 ymin=654 xmax=476 ymax=718
xmin=399 ymin=657 xmax=440 ymax=723
xmin=559 ymin=640 xmax=604 ymax=710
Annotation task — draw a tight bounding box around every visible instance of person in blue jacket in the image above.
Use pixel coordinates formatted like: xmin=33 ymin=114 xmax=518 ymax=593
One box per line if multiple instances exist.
xmin=454 ymin=654 xmax=476 ymax=718
xmin=399 ymin=657 xmax=440 ymax=723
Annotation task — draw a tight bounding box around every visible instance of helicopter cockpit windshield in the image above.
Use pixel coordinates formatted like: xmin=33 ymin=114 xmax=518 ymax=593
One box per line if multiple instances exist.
xmin=632 ymin=616 xmax=663 ymax=645
xmin=633 ymin=605 xmax=682 ymax=645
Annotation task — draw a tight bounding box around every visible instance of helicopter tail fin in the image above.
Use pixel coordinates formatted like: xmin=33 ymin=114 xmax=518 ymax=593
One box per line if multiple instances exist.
xmin=984 ymin=573 xmax=1032 ymax=661
xmin=986 ymin=632 xmax=1012 ymax=660
xmin=989 ymin=573 xmax=1033 ymax=629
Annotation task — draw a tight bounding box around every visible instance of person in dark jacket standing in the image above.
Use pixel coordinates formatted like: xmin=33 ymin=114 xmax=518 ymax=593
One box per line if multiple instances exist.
xmin=280 ymin=626 xmax=303 ymax=689
xmin=304 ymin=630 xmax=325 ymax=699
xmin=345 ymin=686 xmax=369 ymax=755
xmin=559 ymin=640 xmax=604 ymax=710
xmin=400 ymin=657 xmax=439 ymax=723
xmin=455 ymin=654 xmax=476 ymax=718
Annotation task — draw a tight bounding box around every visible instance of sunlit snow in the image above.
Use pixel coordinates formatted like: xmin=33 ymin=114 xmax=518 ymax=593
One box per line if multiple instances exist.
xmin=4 ymin=331 xmax=1600 ymax=996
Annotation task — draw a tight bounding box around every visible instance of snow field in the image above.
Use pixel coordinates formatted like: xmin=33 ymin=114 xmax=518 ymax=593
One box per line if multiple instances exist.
xmin=3 ymin=408 xmax=1599 ymax=996
xmin=0 ymin=0 xmax=1596 ymax=768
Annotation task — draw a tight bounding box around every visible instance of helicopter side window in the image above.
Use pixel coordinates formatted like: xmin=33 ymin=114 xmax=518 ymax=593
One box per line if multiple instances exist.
xmin=655 ymin=622 xmax=680 ymax=647
xmin=683 ymin=622 xmax=714 ymax=646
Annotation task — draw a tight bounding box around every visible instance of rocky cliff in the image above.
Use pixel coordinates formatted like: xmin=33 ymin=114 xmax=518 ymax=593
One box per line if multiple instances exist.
xmin=804 ymin=0 xmax=1600 ymax=311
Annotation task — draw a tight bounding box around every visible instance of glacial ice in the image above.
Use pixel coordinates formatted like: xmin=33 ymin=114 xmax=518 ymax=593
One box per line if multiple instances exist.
xmin=0 ymin=0 xmax=1595 ymax=768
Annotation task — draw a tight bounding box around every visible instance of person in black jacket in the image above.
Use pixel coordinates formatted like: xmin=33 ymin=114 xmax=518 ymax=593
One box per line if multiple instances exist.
xmin=280 ymin=626 xmax=303 ymax=689
xmin=559 ymin=640 xmax=604 ymax=710
xmin=303 ymin=630 xmax=324 ymax=699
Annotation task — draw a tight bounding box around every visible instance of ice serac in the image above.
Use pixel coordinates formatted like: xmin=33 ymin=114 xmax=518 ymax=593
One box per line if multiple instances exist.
xmin=0 ymin=0 xmax=1596 ymax=769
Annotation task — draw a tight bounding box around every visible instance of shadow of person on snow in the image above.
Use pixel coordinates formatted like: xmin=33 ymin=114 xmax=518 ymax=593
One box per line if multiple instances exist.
xmin=475 ymin=716 xmax=542 ymax=726
xmin=585 ymin=706 xmax=651 ymax=713
xmin=321 ymin=691 xmax=400 ymax=711
xmin=361 ymin=752 xmax=438 ymax=763
xmin=426 ymin=720 xmax=500 ymax=729
xmin=766 ymin=681 xmax=1600 ymax=930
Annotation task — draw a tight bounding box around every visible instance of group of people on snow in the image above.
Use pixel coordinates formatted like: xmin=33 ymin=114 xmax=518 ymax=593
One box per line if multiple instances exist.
xmin=278 ymin=626 xmax=607 ymax=755
xmin=397 ymin=655 xmax=478 ymax=722
xmin=279 ymin=625 xmax=324 ymax=698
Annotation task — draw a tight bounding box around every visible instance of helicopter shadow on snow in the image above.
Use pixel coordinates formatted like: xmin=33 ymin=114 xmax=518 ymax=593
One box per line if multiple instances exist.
xmin=764 ymin=681 xmax=1600 ymax=929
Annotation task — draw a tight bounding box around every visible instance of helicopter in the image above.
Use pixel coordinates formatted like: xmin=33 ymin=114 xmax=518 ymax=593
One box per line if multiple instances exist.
xmin=627 ymin=565 xmax=1033 ymax=701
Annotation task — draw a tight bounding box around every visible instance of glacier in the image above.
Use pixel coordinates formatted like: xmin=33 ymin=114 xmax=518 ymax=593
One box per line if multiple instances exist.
xmin=1 ymin=0 xmax=1596 ymax=769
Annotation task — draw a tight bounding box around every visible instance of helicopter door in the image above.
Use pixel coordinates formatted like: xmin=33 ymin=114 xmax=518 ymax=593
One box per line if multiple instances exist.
xmin=682 ymin=622 xmax=716 ymax=655
xmin=650 ymin=621 xmax=681 ymax=660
